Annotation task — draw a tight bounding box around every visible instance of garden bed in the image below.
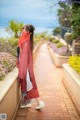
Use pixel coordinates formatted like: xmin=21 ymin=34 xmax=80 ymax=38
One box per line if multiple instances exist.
xmin=0 ymin=52 xmax=16 ymax=80
xmin=48 ymin=41 xmax=69 ymax=67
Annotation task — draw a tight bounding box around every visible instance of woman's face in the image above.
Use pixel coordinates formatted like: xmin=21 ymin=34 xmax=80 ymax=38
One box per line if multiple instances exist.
xmin=24 ymin=26 xmax=26 ymax=30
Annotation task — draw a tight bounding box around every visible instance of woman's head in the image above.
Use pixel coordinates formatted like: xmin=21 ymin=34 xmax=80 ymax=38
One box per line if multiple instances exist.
xmin=23 ymin=24 xmax=35 ymax=33
xmin=23 ymin=24 xmax=35 ymax=51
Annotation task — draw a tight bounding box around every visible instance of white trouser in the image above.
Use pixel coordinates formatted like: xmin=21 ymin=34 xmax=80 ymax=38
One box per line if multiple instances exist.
xmin=26 ymin=69 xmax=33 ymax=91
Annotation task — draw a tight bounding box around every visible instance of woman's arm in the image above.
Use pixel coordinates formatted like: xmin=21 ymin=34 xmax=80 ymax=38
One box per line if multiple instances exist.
xmin=16 ymin=46 xmax=20 ymax=68
xmin=17 ymin=46 xmax=20 ymax=58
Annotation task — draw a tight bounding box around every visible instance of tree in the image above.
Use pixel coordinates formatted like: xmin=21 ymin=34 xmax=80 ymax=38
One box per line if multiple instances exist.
xmin=52 ymin=27 xmax=61 ymax=35
xmin=67 ymin=0 xmax=80 ymax=4
xmin=57 ymin=2 xmax=71 ymax=28
xmin=70 ymin=2 xmax=80 ymax=55
xmin=71 ymin=3 xmax=80 ymax=39
xmin=6 ymin=20 xmax=23 ymax=38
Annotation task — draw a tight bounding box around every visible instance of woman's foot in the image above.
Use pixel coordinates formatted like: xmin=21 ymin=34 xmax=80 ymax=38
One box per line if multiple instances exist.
xmin=20 ymin=103 xmax=32 ymax=108
xmin=20 ymin=100 xmax=32 ymax=108
xmin=35 ymin=101 xmax=45 ymax=110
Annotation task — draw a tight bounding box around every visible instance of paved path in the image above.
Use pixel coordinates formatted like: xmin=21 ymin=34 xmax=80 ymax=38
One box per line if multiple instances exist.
xmin=16 ymin=43 xmax=80 ymax=120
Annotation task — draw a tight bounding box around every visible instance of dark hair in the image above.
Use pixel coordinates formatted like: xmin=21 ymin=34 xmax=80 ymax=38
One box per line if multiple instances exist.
xmin=24 ymin=24 xmax=35 ymax=51
xmin=17 ymin=46 xmax=20 ymax=58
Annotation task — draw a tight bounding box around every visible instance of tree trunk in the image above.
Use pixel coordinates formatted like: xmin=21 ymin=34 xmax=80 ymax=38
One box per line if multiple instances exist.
xmin=14 ymin=33 xmax=18 ymax=38
xmin=72 ymin=40 xmax=80 ymax=55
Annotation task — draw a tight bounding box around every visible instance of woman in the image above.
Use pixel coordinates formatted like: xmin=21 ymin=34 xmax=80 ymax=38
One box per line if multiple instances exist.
xmin=16 ymin=24 xmax=45 ymax=109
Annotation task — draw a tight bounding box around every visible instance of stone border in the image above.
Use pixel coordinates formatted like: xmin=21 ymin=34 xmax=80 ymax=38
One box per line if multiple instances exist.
xmin=47 ymin=45 xmax=69 ymax=67
xmin=0 ymin=67 xmax=20 ymax=120
xmin=63 ymin=64 xmax=80 ymax=116
xmin=0 ymin=68 xmax=18 ymax=102
xmin=33 ymin=39 xmax=47 ymax=63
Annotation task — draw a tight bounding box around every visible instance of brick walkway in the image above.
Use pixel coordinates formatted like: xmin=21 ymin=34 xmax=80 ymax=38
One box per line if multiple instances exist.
xmin=16 ymin=43 xmax=80 ymax=120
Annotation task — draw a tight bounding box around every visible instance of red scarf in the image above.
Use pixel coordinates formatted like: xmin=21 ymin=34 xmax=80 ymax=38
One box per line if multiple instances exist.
xmin=18 ymin=31 xmax=30 ymax=47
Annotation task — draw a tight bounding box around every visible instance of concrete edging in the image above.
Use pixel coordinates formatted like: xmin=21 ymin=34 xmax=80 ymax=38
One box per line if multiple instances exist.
xmin=33 ymin=40 xmax=47 ymax=63
xmin=47 ymin=45 xmax=69 ymax=67
xmin=0 ymin=67 xmax=19 ymax=120
xmin=63 ymin=64 xmax=80 ymax=116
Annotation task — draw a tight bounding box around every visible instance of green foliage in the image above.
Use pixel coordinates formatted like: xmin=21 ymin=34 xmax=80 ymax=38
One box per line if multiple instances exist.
xmin=40 ymin=31 xmax=47 ymax=38
xmin=6 ymin=20 xmax=23 ymax=38
xmin=0 ymin=52 xmax=16 ymax=80
xmin=49 ymin=36 xmax=56 ymax=42
xmin=0 ymin=37 xmax=18 ymax=56
xmin=57 ymin=42 xmax=64 ymax=48
xmin=8 ymin=37 xmax=18 ymax=47
xmin=52 ymin=27 xmax=61 ymax=35
xmin=69 ymin=55 xmax=80 ymax=74
xmin=52 ymin=39 xmax=59 ymax=43
xmin=34 ymin=31 xmax=49 ymax=45
xmin=44 ymin=36 xmax=50 ymax=40
xmin=58 ymin=2 xmax=71 ymax=27
xmin=34 ymin=34 xmax=41 ymax=45
xmin=0 ymin=37 xmax=18 ymax=80
xmin=71 ymin=3 xmax=80 ymax=39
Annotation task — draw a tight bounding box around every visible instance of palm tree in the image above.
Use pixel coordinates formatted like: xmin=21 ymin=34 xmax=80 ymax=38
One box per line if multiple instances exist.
xmin=6 ymin=20 xmax=23 ymax=38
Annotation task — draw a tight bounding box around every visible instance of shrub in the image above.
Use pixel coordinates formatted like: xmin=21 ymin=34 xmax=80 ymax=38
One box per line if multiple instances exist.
xmin=0 ymin=37 xmax=18 ymax=56
xmin=57 ymin=46 xmax=68 ymax=56
xmin=49 ymin=36 xmax=56 ymax=42
xmin=8 ymin=37 xmax=18 ymax=47
xmin=49 ymin=38 xmax=72 ymax=56
xmin=57 ymin=42 xmax=64 ymax=48
xmin=0 ymin=65 xmax=6 ymax=80
xmin=52 ymin=27 xmax=61 ymax=36
xmin=52 ymin=39 xmax=59 ymax=43
xmin=49 ymin=42 xmax=68 ymax=56
xmin=68 ymin=55 xmax=80 ymax=74
xmin=0 ymin=52 xmax=16 ymax=80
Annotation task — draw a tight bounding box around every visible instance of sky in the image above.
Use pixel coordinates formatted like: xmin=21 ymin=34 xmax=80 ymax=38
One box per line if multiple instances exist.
xmin=0 ymin=0 xmax=60 ymax=37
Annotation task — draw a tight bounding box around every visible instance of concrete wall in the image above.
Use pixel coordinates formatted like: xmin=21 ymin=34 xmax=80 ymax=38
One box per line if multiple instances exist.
xmin=63 ymin=64 xmax=80 ymax=115
xmin=0 ymin=68 xmax=20 ymax=120
xmin=48 ymin=45 xmax=69 ymax=67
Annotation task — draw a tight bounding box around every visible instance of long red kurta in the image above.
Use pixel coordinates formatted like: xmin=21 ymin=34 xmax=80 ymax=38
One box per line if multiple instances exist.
xmin=17 ymin=31 xmax=39 ymax=99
